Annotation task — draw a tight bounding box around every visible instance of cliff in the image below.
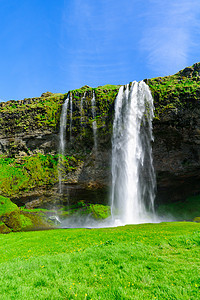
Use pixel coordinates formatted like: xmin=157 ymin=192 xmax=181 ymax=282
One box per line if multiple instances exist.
xmin=148 ymin=63 xmax=200 ymax=203
xmin=1 ymin=63 xmax=200 ymax=206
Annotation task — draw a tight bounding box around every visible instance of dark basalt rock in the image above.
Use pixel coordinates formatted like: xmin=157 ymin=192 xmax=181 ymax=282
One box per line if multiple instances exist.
xmin=41 ymin=91 xmax=53 ymax=97
xmin=178 ymin=62 xmax=200 ymax=78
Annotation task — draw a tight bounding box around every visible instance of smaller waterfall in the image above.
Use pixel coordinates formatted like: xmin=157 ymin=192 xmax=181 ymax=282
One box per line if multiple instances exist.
xmin=111 ymin=81 xmax=156 ymax=225
xmin=58 ymin=95 xmax=69 ymax=193
xmin=80 ymin=92 xmax=86 ymax=126
xmin=91 ymin=90 xmax=98 ymax=154
xmin=69 ymin=93 xmax=73 ymax=140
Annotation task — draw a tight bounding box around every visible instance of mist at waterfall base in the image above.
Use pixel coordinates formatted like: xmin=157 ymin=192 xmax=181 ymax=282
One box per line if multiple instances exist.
xmin=57 ymin=82 xmax=168 ymax=229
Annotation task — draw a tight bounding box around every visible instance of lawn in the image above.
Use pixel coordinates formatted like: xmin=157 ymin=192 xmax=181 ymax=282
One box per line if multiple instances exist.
xmin=0 ymin=222 xmax=200 ymax=299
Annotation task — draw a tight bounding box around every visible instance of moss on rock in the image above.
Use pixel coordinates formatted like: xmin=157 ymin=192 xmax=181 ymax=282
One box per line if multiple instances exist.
xmin=0 ymin=221 xmax=11 ymax=234
xmin=89 ymin=204 xmax=111 ymax=219
xmin=0 ymin=196 xmax=24 ymax=232
xmin=0 ymin=195 xmax=19 ymax=215
xmin=0 ymin=195 xmax=53 ymax=233
xmin=20 ymin=210 xmax=53 ymax=229
xmin=0 ymin=93 xmax=67 ymax=133
xmin=1 ymin=210 xmax=23 ymax=232
xmin=193 ymin=217 xmax=200 ymax=223
xmin=147 ymin=62 xmax=200 ymax=120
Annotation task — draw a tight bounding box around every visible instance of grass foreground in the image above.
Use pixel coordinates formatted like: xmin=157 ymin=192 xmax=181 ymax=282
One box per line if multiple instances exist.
xmin=0 ymin=222 xmax=200 ymax=299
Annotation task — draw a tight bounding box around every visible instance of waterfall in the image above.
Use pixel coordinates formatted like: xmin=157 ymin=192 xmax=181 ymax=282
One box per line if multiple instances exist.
xmin=111 ymin=81 xmax=156 ymax=225
xmin=80 ymin=92 xmax=86 ymax=126
xmin=58 ymin=95 xmax=69 ymax=193
xmin=91 ymin=90 xmax=98 ymax=154
xmin=69 ymin=93 xmax=73 ymax=140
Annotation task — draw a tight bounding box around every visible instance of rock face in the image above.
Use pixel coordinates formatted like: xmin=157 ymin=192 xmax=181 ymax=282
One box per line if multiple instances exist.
xmin=148 ymin=63 xmax=200 ymax=203
xmin=1 ymin=64 xmax=200 ymax=206
xmin=153 ymin=107 xmax=200 ymax=204
xmin=0 ymin=93 xmax=65 ymax=156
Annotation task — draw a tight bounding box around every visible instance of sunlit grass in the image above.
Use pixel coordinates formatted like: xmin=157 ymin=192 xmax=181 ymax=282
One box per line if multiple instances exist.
xmin=0 ymin=222 xmax=200 ymax=299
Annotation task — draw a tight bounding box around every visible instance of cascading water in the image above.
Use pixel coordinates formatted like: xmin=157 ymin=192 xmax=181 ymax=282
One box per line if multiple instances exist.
xmin=91 ymin=90 xmax=98 ymax=155
xmin=111 ymin=81 xmax=156 ymax=225
xmin=58 ymin=95 xmax=69 ymax=193
xmin=69 ymin=93 xmax=73 ymax=140
xmin=80 ymin=92 xmax=86 ymax=126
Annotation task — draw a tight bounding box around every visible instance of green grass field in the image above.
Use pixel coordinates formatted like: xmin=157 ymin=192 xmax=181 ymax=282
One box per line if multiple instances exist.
xmin=0 ymin=222 xmax=200 ymax=299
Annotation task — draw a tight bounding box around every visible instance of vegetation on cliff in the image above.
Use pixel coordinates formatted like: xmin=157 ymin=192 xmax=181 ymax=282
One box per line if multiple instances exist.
xmin=0 ymin=92 xmax=67 ymax=133
xmin=0 ymin=84 xmax=120 ymax=198
xmin=147 ymin=62 xmax=200 ymax=119
xmin=0 ymin=193 xmax=112 ymax=234
xmin=1 ymin=63 xmax=200 ymax=140
xmin=59 ymin=202 xmax=111 ymax=220
xmin=0 ymin=84 xmax=120 ymax=140
xmin=0 ymin=154 xmax=58 ymax=197
xmin=65 ymin=84 xmax=120 ymax=152
xmin=0 ymin=153 xmax=82 ymax=197
xmin=0 ymin=195 xmax=52 ymax=233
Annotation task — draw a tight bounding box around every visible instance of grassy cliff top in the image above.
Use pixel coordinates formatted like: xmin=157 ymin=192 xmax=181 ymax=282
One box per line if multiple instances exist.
xmin=0 ymin=84 xmax=121 ymax=134
xmin=147 ymin=62 xmax=200 ymax=119
xmin=0 ymin=63 xmax=200 ymax=125
xmin=0 ymin=92 xmax=68 ymax=132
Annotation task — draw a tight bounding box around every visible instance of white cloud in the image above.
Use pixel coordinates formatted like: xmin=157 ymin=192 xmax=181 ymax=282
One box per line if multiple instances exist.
xmin=140 ymin=0 xmax=200 ymax=75
xmin=61 ymin=0 xmax=133 ymax=86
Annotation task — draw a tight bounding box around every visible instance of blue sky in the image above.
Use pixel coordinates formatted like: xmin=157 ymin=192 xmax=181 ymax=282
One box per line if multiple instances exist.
xmin=0 ymin=0 xmax=200 ymax=101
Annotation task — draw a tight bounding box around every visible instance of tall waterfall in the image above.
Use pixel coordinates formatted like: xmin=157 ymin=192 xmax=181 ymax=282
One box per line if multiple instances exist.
xmin=69 ymin=93 xmax=73 ymax=140
xmin=111 ymin=81 xmax=156 ymax=225
xmin=80 ymin=92 xmax=86 ymax=126
xmin=58 ymin=95 xmax=69 ymax=193
xmin=91 ymin=90 xmax=98 ymax=154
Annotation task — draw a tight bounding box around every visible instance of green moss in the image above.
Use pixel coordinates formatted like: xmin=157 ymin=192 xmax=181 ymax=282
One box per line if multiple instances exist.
xmin=99 ymin=84 xmax=120 ymax=89
xmin=20 ymin=207 xmax=54 ymax=213
xmin=193 ymin=217 xmax=200 ymax=223
xmin=89 ymin=204 xmax=111 ymax=219
xmin=147 ymin=63 xmax=200 ymax=119
xmin=20 ymin=214 xmax=34 ymax=229
xmin=0 ymin=196 xmax=19 ymax=216
xmin=0 ymin=154 xmax=56 ymax=196
xmin=1 ymin=210 xmax=22 ymax=232
xmin=60 ymin=202 xmax=111 ymax=220
xmin=0 ymin=196 xmax=24 ymax=232
xmin=0 ymin=152 xmax=83 ymax=197
xmin=68 ymin=84 xmax=120 ymax=152
xmin=20 ymin=211 xmax=52 ymax=230
xmin=1 ymin=209 xmax=53 ymax=233
xmin=0 ymin=221 xmax=11 ymax=234
xmin=0 ymin=93 xmax=68 ymax=132
xmin=0 ymin=196 xmax=54 ymax=233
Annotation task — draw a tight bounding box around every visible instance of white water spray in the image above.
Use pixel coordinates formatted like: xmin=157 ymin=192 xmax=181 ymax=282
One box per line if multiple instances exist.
xmin=111 ymin=81 xmax=156 ymax=225
xmin=80 ymin=92 xmax=86 ymax=126
xmin=58 ymin=95 xmax=69 ymax=193
xmin=91 ymin=90 xmax=98 ymax=154
xmin=69 ymin=93 xmax=73 ymax=140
